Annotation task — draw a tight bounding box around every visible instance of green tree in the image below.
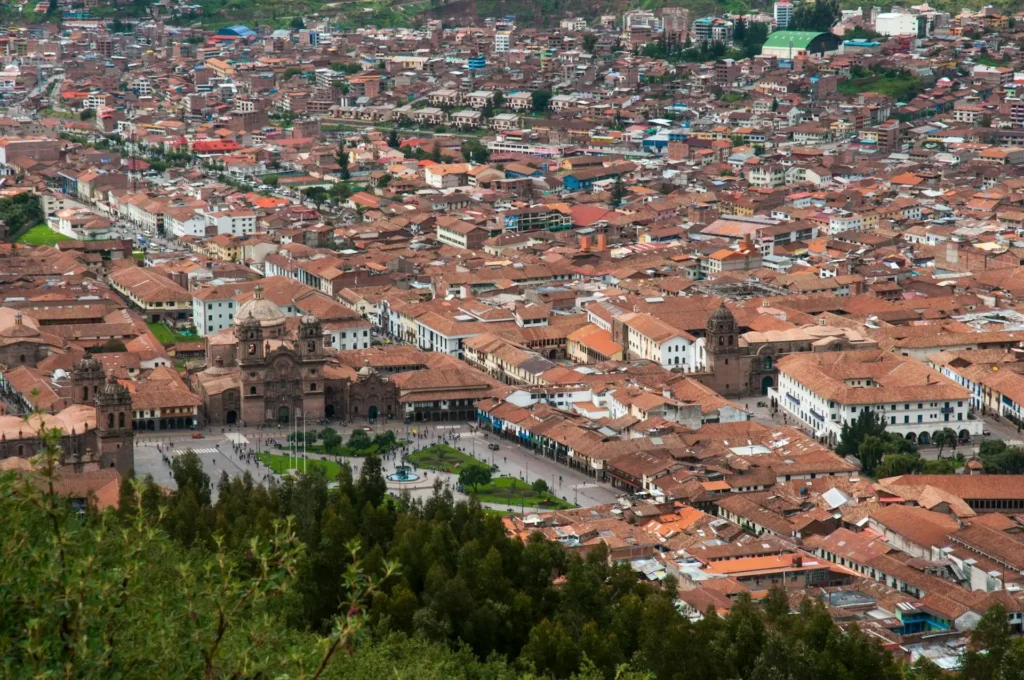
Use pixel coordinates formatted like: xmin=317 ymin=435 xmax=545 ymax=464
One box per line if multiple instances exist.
xmin=531 ymin=478 xmax=549 ymax=494
xmin=349 ymin=427 xmax=372 ymax=450
xmin=610 ymin=176 xmax=627 ymax=206
xmin=373 ymin=430 xmax=397 ymax=450
xmin=963 ymin=604 xmax=1012 ymax=680
xmin=458 ymin=465 xmax=492 ymax=492
xmin=0 ymin=426 xmax=393 ymax=678
xmin=290 ymin=16 xmax=305 ymax=29
xmin=531 ymin=89 xmax=552 ymax=113
xmin=874 ymin=452 xmax=922 ymax=478
xmin=582 ymin=33 xmax=598 ymax=53
xmin=980 ymin=439 xmax=1008 ymax=457
xmin=263 ymin=174 xmax=279 ymax=187
xmin=837 ymin=408 xmax=888 ymax=459
xmin=461 ymin=139 xmax=490 ymax=164
xmin=387 ymin=127 xmax=400 ymax=149
xmin=933 ymin=427 xmax=957 ymax=458
xmin=331 ymin=181 xmax=353 ymax=201
xmin=336 ymin=142 xmax=351 ymax=180
xmin=430 ymin=141 xmax=442 ymax=163
xmin=302 ymin=186 xmax=329 ymax=210
xmin=322 ymin=428 xmax=342 ymax=453
xmin=790 ymin=0 xmax=840 ymax=31
xmin=357 ymin=454 xmax=388 ymax=508
xmin=281 ymin=67 xmax=303 ymax=81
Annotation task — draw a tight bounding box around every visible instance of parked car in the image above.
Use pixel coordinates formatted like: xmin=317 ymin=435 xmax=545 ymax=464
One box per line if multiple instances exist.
xmin=488 ymin=443 xmax=499 ymax=451
xmin=191 ymin=432 xmax=204 ymax=439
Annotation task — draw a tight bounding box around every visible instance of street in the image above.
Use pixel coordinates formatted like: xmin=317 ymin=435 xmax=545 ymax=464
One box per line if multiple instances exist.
xmin=133 ymin=420 xmax=621 ymax=508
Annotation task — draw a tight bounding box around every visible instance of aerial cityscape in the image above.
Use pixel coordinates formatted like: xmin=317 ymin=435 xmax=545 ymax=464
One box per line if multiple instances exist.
xmin=3 ymin=0 xmax=1024 ymax=677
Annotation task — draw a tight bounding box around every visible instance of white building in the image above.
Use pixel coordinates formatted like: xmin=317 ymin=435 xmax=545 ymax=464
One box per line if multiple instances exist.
xmin=875 ymin=12 xmax=918 ymax=36
xmin=166 ymin=207 xmax=206 ymax=239
xmin=619 ymin=312 xmax=700 ymax=369
xmin=774 ymin=1 xmax=793 ymax=28
xmin=192 ymin=289 xmax=237 ymax=337
xmin=495 ymin=31 xmax=511 ymax=53
xmin=772 ymin=350 xmax=982 ymax=447
xmin=205 ymin=209 xmax=256 ymax=237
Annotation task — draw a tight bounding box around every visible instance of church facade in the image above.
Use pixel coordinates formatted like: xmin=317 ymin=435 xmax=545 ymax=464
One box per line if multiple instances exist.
xmin=194 ymin=286 xmax=399 ymax=425
xmin=0 ymin=356 xmax=134 ymax=476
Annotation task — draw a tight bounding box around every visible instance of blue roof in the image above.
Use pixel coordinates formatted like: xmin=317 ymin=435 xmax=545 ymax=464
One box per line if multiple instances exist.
xmin=217 ymin=25 xmax=256 ymax=37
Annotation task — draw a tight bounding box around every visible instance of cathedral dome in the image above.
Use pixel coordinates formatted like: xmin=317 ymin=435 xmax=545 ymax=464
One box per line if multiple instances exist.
xmin=0 ymin=313 xmax=40 ymax=339
xmin=234 ymin=285 xmax=286 ymax=328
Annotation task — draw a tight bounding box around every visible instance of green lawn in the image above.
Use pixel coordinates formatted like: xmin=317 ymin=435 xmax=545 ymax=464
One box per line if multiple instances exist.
xmin=409 ymin=444 xmax=488 ymax=472
xmin=838 ymin=73 xmax=923 ymax=102
xmin=132 ymin=251 xmax=145 ymax=261
xmin=258 ymin=452 xmax=342 ymax=479
xmin=17 ymin=224 xmax=72 ymax=246
xmin=469 ymin=477 xmax=573 ymax=510
xmin=147 ymin=322 xmax=197 ymax=346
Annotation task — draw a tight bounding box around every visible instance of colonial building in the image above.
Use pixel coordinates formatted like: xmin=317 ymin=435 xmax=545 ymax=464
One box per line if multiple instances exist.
xmin=0 ymin=356 xmax=134 ymax=476
xmin=194 ymin=285 xmax=328 ymax=425
xmin=696 ymin=304 xmax=879 ymax=398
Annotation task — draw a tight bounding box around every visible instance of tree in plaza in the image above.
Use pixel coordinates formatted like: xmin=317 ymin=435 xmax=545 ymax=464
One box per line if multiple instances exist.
xmin=933 ymin=427 xmax=957 ymax=459
xmin=980 ymin=438 xmax=1007 ymax=458
xmin=981 ymin=444 xmax=1024 ymax=474
xmin=458 ymin=465 xmax=492 ymax=492
xmin=321 ymin=428 xmax=342 ymax=453
xmin=531 ymin=478 xmax=549 ymax=495
xmin=349 ymin=427 xmax=372 ymax=451
xmin=335 ymin=141 xmax=350 ymax=180
xmin=373 ymin=430 xmax=397 ymax=450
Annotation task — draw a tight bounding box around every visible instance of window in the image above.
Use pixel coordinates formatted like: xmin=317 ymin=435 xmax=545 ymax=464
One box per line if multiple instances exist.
xmin=250 ymin=386 xmax=257 ymax=395
xmin=107 ymin=413 xmax=115 ymax=428
xmin=119 ymin=413 xmax=125 ymax=428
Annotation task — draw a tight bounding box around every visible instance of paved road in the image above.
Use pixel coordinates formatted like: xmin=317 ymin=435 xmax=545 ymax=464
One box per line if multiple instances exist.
xmin=134 ymin=421 xmax=621 ymax=508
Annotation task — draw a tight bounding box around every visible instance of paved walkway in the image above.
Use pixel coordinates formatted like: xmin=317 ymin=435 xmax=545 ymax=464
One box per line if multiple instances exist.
xmin=134 ymin=421 xmax=622 ymax=508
